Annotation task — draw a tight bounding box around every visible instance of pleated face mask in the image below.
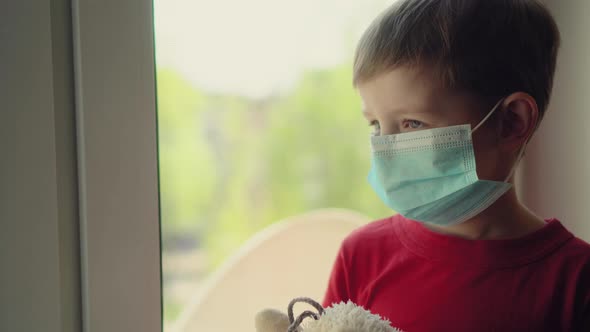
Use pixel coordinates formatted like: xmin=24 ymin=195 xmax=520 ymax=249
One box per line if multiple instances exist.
xmin=368 ymin=99 xmax=523 ymax=226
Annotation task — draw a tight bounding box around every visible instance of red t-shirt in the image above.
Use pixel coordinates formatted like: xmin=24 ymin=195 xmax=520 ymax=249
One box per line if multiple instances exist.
xmin=323 ymin=214 xmax=590 ymax=331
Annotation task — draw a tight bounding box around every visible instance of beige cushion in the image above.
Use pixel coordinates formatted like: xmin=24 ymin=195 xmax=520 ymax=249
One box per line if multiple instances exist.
xmin=171 ymin=208 xmax=369 ymax=332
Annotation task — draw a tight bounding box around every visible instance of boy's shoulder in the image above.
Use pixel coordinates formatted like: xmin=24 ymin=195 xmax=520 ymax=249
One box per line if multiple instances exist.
xmin=558 ymin=234 xmax=590 ymax=271
xmin=564 ymin=235 xmax=590 ymax=255
xmin=563 ymin=236 xmax=590 ymax=319
xmin=546 ymin=220 xmax=590 ymax=265
xmin=340 ymin=214 xmax=403 ymax=253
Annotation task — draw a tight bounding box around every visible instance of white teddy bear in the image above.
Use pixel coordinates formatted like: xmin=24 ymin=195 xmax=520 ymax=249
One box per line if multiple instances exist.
xmin=255 ymin=297 xmax=402 ymax=332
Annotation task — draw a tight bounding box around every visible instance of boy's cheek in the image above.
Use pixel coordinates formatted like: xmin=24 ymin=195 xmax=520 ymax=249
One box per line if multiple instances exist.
xmin=472 ymin=125 xmax=512 ymax=181
xmin=472 ymin=138 xmax=502 ymax=180
xmin=474 ymin=144 xmax=510 ymax=182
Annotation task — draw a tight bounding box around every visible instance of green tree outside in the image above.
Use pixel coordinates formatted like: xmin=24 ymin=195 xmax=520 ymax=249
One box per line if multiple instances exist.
xmin=157 ymin=63 xmax=393 ymax=323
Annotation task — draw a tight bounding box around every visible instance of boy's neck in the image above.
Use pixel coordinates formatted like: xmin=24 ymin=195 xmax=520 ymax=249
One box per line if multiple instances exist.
xmin=422 ymin=189 xmax=546 ymax=240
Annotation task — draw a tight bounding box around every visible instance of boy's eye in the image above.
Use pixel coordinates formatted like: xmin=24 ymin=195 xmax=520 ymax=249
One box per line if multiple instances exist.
xmin=404 ymin=120 xmax=424 ymax=129
xmin=369 ymin=120 xmax=381 ymax=136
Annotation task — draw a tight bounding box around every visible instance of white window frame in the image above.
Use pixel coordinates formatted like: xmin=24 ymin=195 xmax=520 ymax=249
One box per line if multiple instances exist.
xmin=72 ymin=1 xmax=162 ymax=331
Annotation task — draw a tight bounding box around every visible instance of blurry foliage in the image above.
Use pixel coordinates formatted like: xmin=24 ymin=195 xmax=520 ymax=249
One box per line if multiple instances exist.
xmin=156 ymin=65 xmax=391 ymax=266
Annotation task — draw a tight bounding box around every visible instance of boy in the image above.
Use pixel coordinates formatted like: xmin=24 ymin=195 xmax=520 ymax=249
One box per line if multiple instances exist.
xmin=322 ymin=1 xmax=590 ymax=331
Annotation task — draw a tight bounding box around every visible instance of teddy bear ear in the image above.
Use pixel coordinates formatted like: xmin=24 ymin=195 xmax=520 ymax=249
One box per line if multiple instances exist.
xmin=255 ymin=308 xmax=291 ymax=332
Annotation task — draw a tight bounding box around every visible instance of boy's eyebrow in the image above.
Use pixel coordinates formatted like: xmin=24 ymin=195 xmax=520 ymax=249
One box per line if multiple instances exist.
xmin=362 ymin=107 xmax=436 ymax=117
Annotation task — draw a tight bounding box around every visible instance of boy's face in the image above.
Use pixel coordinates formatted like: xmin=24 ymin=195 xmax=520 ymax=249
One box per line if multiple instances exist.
xmin=358 ymin=65 xmax=505 ymax=182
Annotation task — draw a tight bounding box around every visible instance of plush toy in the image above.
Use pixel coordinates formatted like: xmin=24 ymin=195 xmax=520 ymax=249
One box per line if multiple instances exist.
xmin=254 ymin=297 xmax=402 ymax=332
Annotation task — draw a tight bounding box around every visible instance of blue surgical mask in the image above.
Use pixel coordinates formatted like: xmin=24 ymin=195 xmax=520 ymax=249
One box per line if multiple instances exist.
xmin=368 ymin=99 xmax=523 ymax=226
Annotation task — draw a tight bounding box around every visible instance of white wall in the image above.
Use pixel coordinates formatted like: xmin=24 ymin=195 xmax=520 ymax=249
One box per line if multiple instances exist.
xmin=0 ymin=1 xmax=81 ymax=331
xmin=521 ymin=0 xmax=590 ymax=242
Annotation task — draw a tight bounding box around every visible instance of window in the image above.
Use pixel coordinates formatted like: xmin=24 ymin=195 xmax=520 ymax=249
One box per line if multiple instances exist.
xmin=153 ymin=1 xmax=394 ymax=330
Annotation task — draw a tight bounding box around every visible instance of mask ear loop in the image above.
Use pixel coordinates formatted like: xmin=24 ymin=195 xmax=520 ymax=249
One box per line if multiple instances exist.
xmin=504 ymin=144 xmax=527 ymax=182
xmin=472 ymin=98 xmax=506 ymax=133
xmin=471 ymin=98 xmax=527 ymax=182
xmin=472 ymin=97 xmax=531 ymax=182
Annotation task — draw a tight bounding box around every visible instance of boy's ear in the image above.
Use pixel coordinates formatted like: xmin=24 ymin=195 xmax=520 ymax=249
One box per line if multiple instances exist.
xmin=498 ymin=92 xmax=539 ymax=150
